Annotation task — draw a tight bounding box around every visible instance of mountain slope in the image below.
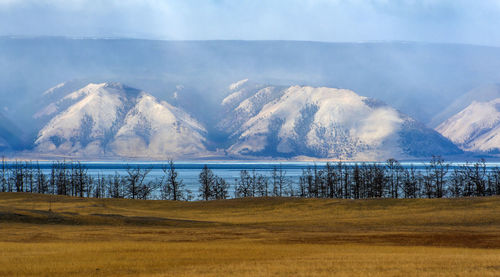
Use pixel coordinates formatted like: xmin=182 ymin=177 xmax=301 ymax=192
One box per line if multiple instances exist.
xmin=110 ymin=94 xmax=207 ymax=158
xmin=225 ymin=86 xmax=461 ymax=160
xmin=437 ymin=98 xmax=500 ymax=153
xmin=34 ymin=83 xmax=208 ymax=158
xmin=430 ymin=84 xmax=500 ymax=127
xmin=33 ymin=79 xmax=93 ymax=121
xmin=0 ymin=112 xmax=24 ymax=151
xmin=218 ymin=81 xmax=285 ymax=135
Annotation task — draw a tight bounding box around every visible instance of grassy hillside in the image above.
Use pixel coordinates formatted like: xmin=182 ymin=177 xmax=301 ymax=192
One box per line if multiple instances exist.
xmin=0 ymin=193 xmax=499 ymax=276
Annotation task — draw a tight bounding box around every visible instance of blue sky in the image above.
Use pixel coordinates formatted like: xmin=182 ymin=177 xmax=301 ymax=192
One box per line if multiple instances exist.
xmin=1 ymin=0 xmax=500 ymax=46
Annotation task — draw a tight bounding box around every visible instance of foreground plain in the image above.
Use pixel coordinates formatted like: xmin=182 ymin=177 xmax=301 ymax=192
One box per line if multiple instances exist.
xmin=0 ymin=193 xmax=499 ymax=276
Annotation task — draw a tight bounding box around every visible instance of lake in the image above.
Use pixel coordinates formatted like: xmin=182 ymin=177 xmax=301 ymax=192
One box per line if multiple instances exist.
xmin=4 ymin=160 xmax=500 ymax=199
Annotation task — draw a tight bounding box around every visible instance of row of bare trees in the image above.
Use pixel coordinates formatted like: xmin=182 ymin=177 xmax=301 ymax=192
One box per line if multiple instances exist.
xmin=1 ymin=156 xmax=499 ymax=200
xmin=0 ymin=159 xmax=160 ymax=199
xmin=292 ymin=157 xmax=499 ymax=199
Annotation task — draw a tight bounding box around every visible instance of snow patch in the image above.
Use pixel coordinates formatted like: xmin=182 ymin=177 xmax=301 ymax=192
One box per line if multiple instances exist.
xmin=221 ymin=90 xmax=245 ymax=106
xmin=229 ymin=79 xmax=248 ymax=90
xmin=33 ymin=103 xmax=58 ymax=119
xmin=42 ymin=82 xmax=66 ymax=96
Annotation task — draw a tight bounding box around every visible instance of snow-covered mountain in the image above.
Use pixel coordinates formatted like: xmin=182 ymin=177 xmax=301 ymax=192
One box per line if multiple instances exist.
xmin=430 ymin=84 xmax=500 ymax=128
xmin=218 ymin=80 xmax=285 ymax=134
xmin=34 ymin=83 xmax=208 ymax=158
xmin=223 ymin=85 xmax=461 ymax=160
xmin=33 ymin=80 xmax=91 ymax=121
xmin=14 ymin=80 xmax=468 ymax=160
xmin=437 ymin=98 xmax=500 ymax=153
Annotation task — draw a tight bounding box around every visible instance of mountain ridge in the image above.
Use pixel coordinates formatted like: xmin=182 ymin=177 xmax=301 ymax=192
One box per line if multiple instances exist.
xmin=0 ymin=81 xmax=471 ymax=160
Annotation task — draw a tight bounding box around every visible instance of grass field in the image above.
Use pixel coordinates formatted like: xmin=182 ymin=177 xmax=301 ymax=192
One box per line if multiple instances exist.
xmin=0 ymin=193 xmax=499 ymax=276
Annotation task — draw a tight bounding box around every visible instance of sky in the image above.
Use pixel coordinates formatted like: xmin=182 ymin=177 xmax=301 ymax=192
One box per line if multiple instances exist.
xmin=1 ymin=0 xmax=500 ymax=46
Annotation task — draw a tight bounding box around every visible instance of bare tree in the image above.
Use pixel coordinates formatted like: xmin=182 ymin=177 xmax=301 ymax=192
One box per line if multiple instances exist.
xmin=298 ymin=170 xmax=307 ymax=198
xmin=449 ymin=166 xmax=465 ymax=198
xmin=125 ymin=165 xmax=152 ymax=199
xmin=0 ymin=156 xmax=7 ymax=192
xmin=35 ymin=161 xmax=48 ymax=194
xmin=73 ymin=162 xmax=88 ymax=197
xmin=488 ymin=167 xmax=500 ymax=196
xmin=161 ymin=160 xmax=185 ymax=201
xmin=325 ymin=162 xmax=336 ymax=198
xmin=470 ymin=159 xmax=487 ymax=196
xmin=11 ymin=160 xmax=24 ymax=192
xmin=271 ymin=164 xmax=287 ymax=197
xmin=235 ymin=170 xmax=252 ymax=198
xmin=423 ymin=164 xmax=434 ymax=198
xmin=199 ymin=165 xmax=215 ymax=200
xmin=386 ymin=158 xmax=403 ymax=198
xmin=352 ymin=163 xmax=362 ymax=199
xmin=137 ymin=179 xmax=158 ymax=200
xmin=213 ymin=177 xmax=230 ymax=200
xmin=429 ymin=156 xmax=449 ymax=198
xmin=108 ymin=172 xmax=125 ymax=198
xmin=402 ymin=164 xmax=419 ymax=198
xmin=93 ymin=173 xmax=105 ymax=198
xmin=255 ymin=173 xmax=268 ymax=197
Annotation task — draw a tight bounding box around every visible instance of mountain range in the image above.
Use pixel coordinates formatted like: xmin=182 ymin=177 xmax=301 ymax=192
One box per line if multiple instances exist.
xmin=1 ymin=38 xmax=500 ymax=160
xmin=0 ymin=81 xmax=464 ymax=160
xmin=3 ymin=38 xmax=500 ymax=130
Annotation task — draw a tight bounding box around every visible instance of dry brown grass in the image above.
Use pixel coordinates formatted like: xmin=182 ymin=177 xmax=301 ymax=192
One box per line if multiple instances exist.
xmin=0 ymin=193 xmax=499 ymax=276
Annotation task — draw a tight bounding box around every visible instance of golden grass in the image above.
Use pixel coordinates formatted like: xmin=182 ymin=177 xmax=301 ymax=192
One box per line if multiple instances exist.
xmin=0 ymin=193 xmax=499 ymax=276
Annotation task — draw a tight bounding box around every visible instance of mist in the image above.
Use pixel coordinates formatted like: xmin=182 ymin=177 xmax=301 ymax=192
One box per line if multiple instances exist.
xmin=1 ymin=0 xmax=500 ymax=46
xmin=2 ymin=38 xmax=500 ymax=128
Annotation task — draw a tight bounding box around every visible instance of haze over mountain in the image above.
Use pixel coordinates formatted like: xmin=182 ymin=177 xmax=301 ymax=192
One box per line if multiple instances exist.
xmin=0 ymin=111 xmax=24 ymax=151
xmin=1 ymin=81 xmax=455 ymax=160
xmin=431 ymin=84 xmax=500 ymax=127
xmin=1 ymin=38 xmax=500 ymax=159
xmin=2 ymin=38 xmax=500 ymax=138
xmin=3 ymin=0 xmax=500 ymax=46
xmin=34 ymin=83 xmax=208 ymax=159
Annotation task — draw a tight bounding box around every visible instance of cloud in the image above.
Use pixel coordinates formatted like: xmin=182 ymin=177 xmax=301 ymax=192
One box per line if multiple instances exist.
xmin=0 ymin=0 xmax=500 ymax=46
